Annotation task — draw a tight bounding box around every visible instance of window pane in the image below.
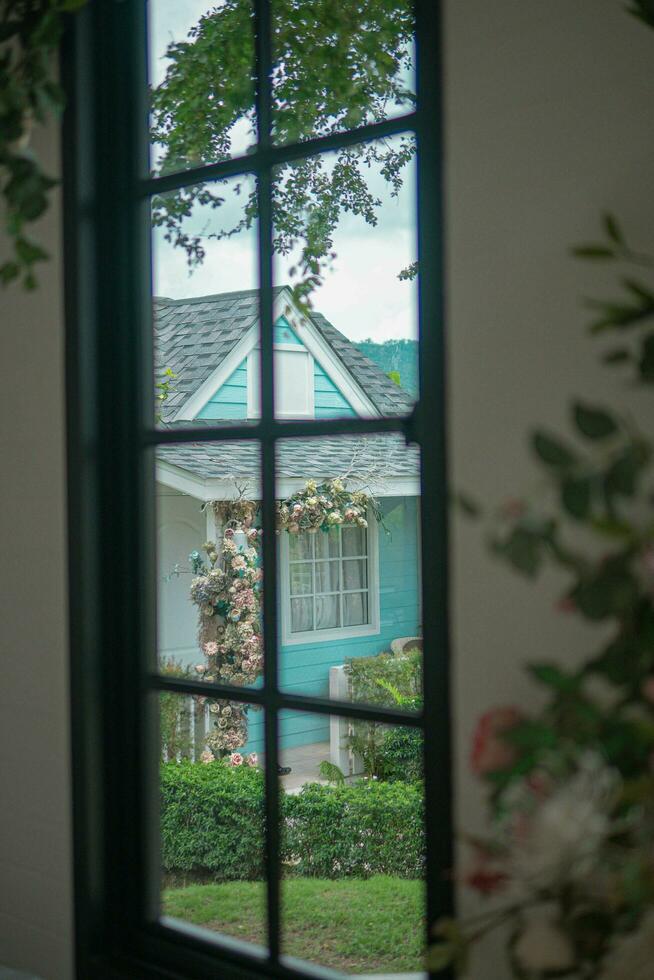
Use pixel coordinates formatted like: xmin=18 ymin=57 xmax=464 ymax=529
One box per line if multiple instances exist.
xmin=155 ymin=439 xmax=263 ymax=690
xmin=315 ymin=595 xmax=339 ymax=630
xmin=158 ymin=692 xmax=268 ymax=954
xmin=290 ymin=562 xmax=313 ymax=596
xmin=343 ymin=592 xmax=368 ymax=628
xmin=291 ymin=597 xmax=314 ymax=633
xmin=278 ymin=709 xmax=425 ymax=975
xmin=277 ymin=435 xmax=421 ymax=706
xmin=272 ymin=135 xmax=418 ymax=420
xmin=341 ymin=526 xmax=366 ymax=557
xmin=343 ymin=558 xmax=367 ymax=591
xmin=271 ymin=2 xmax=415 ymax=146
xmin=151 ymin=173 xmax=258 ymax=428
xmin=314 ymin=527 xmax=340 ymax=559
xmin=148 ymin=1 xmax=256 ymax=176
xmin=315 ymin=560 xmax=340 ymax=594
xmin=288 ymin=532 xmax=314 ymax=561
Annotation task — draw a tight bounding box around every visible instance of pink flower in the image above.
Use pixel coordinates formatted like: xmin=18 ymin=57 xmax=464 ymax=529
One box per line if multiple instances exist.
xmin=224 ymin=527 xmax=235 ymax=538
xmin=465 ymin=867 xmax=509 ymax=896
xmin=471 ymin=706 xmax=524 ymax=776
xmin=231 ymin=555 xmax=247 ymax=571
xmin=195 ymin=663 xmax=207 ymax=674
xmin=200 ymin=749 xmax=214 ymax=764
xmin=204 ymin=641 xmax=218 ymax=656
xmin=247 ymin=753 xmax=258 ymax=767
xmin=229 ymin=752 xmax=244 ymax=766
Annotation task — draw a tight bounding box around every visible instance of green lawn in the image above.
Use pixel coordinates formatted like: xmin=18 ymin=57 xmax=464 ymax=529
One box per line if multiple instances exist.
xmin=164 ymin=876 xmax=425 ymax=974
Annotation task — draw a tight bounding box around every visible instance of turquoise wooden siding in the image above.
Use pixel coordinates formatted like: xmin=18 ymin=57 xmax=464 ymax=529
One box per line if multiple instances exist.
xmin=244 ymin=496 xmax=420 ymax=753
xmin=314 ymin=360 xmax=356 ymax=417
xmin=198 ymin=360 xmax=248 ymax=419
xmin=197 ymin=316 xmax=356 ymax=420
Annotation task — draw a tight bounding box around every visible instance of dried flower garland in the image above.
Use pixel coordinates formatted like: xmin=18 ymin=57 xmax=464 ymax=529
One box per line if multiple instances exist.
xmin=277 ymin=478 xmax=379 ymax=534
xmin=189 ymin=524 xmax=263 ymax=757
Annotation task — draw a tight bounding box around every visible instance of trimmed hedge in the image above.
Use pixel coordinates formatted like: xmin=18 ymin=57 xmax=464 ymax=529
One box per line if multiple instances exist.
xmin=285 ymin=780 xmax=424 ymax=878
xmin=161 ymin=761 xmax=265 ymax=879
xmin=161 ymin=762 xmax=424 ymax=880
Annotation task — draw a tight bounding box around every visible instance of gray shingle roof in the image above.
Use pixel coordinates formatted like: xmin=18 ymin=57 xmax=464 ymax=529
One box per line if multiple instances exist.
xmin=154 ymin=287 xmax=413 ymax=421
xmin=157 ymin=432 xmax=419 ymax=484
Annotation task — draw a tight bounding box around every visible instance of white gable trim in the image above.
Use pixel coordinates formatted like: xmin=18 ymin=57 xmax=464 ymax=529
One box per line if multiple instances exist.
xmin=171 ymin=288 xmax=379 ymax=421
xmin=156 ymin=460 xmax=419 ymax=501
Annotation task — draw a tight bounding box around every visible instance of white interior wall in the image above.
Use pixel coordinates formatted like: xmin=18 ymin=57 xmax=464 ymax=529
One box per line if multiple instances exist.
xmin=0 ymin=125 xmax=73 ymax=976
xmin=446 ymin=2 xmax=654 ymax=975
xmin=0 ymin=4 xmax=651 ymax=978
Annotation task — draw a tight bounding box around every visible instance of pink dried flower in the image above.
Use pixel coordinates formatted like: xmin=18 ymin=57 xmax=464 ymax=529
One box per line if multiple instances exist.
xmin=471 ymin=706 xmax=524 ymax=776
xmin=229 ymin=752 xmax=244 ymax=766
xmin=200 ymin=749 xmax=214 ymax=764
xmin=247 ymin=753 xmax=258 ymax=767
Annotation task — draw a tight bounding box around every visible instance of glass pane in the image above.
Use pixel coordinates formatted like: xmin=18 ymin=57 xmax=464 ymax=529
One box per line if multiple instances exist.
xmin=315 ymin=560 xmax=340 ymax=594
xmin=343 ymin=558 xmax=367 ymax=591
xmin=158 ymin=692 xmax=267 ymax=953
xmin=277 ymin=435 xmax=421 ymax=708
xmin=314 ymin=527 xmax=340 ymax=559
xmin=271 ymin=2 xmax=416 ymax=146
xmin=155 ymin=440 xmax=263 ymax=690
xmin=315 ymin=595 xmax=339 ymax=630
xmin=151 ymin=173 xmax=258 ymax=428
xmin=148 ymin=0 xmax=256 ymax=176
xmin=290 ymin=562 xmax=313 ymax=596
xmin=278 ymin=709 xmax=425 ymax=975
xmin=272 ymin=134 xmax=418 ymax=420
xmin=343 ymin=591 xmax=368 ymax=628
xmin=341 ymin=525 xmax=366 ymax=557
xmin=288 ymin=532 xmax=314 ymax=561
xmin=291 ymin=597 xmax=314 ymax=633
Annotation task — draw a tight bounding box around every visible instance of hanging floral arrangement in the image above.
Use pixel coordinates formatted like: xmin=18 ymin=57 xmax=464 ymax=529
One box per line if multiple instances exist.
xmin=189 ymin=521 xmax=263 ymax=757
xmin=277 ymin=478 xmax=381 ymax=534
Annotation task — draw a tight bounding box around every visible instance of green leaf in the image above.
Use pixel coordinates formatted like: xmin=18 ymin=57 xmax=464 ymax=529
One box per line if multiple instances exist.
xmin=638 ymin=332 xmax=654 ymax=383
xmin=561 ymin=475 xmax=592 ymax=520
xmin=503 ymin=720 xmax=557 ymax=750
xmin=602 ymin=348 xmax=631 ymax=365
xmin=425 ymin=943 xmax=456 ymax=971
xmin=495 ymin=527 xmax=543 ymax=577
xmin=571 ymin=245 xmax=615 ymax=260
xmin=606 ymin=448 xmax=641 ymax=497
xmin=603 ymin=212 xmax=624 ymax=245
xmin=531 ymin=431 xmax=577 ymax=469
xmin=573 ymin=401 xmax=618 ymax=440
xmin=452 ymin=490 xmax=481 ymax=518
xmin=528 ymin=663 xmax=579 ymax=692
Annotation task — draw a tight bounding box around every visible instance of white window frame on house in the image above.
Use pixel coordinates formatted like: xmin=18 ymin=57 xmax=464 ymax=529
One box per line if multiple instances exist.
xmin=279 ymin=516 xmax=380 ymax=646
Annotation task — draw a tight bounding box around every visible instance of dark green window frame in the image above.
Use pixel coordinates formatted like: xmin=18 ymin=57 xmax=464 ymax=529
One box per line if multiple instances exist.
xmin=63 ymin=2 xmax=451 ymax=977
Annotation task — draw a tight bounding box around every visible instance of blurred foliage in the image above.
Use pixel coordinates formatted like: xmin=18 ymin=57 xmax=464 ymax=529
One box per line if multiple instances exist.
xmin=345 ymin=649 xmax=423 ymax=781
xmin=463 ymin=214 xmax=654 ymax=808
xmin=0 ymin=0 xmax=86 ymax=290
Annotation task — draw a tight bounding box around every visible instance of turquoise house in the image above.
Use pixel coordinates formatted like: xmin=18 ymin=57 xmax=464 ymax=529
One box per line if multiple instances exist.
xmin=154 ymin=287 xmax=421 ymax=756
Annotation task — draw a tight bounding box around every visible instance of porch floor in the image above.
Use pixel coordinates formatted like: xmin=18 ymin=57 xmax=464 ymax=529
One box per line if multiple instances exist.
xmin=264 ymin=740 xmax=331 ymax=793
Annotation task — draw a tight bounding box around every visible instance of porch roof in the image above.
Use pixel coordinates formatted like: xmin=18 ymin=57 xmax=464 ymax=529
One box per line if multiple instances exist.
xmin=155 ymin=430 xmax=420 ymax=500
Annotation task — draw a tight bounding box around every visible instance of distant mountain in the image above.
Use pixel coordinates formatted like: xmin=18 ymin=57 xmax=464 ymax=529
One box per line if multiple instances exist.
xmin=354 ymin=339 xmax=419 ymax=398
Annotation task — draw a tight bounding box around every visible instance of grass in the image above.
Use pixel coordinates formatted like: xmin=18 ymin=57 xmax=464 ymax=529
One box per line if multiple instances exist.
xmin=163 ymin=876 xmax=425 ymax=974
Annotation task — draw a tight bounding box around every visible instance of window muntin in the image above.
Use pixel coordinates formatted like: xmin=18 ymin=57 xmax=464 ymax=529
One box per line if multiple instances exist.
xmin=285 ymin=524 xmax=373 ymax=639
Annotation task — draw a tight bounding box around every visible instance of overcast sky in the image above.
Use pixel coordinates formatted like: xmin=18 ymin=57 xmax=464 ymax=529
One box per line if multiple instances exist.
xmin=148 ymin=1 xmax=417 ymax=343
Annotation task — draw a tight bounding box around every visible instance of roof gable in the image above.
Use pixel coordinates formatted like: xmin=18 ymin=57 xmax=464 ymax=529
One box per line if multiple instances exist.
xmin=154 ymin=287 xmax=413 ymax=421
